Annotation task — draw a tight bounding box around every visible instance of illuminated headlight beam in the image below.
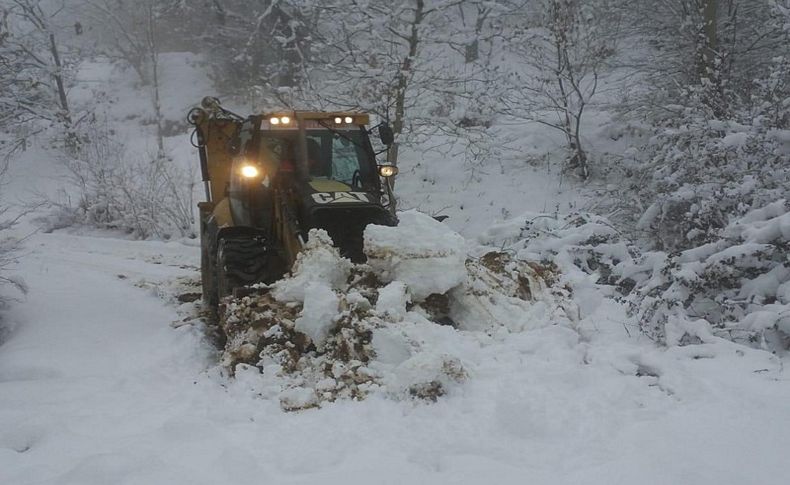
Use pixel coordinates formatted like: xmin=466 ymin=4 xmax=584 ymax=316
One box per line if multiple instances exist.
xmin=378 ymin=165 xmax=398 ymax=177
xmin=240 ymin=165 xmax=260 ymax=178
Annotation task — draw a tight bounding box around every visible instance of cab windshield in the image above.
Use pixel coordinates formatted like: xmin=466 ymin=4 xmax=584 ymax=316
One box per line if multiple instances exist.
xmin=306 ymin=130 xmax=372 ymax=184
xmin=256 ymin=129 xmax=375 ymax=187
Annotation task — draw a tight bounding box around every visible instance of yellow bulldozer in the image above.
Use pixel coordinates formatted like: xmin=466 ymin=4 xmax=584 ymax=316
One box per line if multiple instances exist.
xmin=188 ymin=97 xmax=399 ymax=308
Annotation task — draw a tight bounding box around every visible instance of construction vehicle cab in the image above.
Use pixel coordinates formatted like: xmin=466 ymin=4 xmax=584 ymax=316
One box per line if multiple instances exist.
xmin=188 ymin=97 xmax=398 ymax=308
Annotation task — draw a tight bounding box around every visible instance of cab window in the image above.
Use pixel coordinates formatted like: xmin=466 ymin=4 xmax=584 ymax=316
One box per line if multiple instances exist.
xmin=306 ymin=130 xmax=370 ymax=186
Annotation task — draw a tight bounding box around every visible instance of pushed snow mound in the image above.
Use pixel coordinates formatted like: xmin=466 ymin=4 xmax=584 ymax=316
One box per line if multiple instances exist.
xmin=364 ymin=210 xmax=467 ymax=300
xmin=271 ymin=230 xmax=353 ymax=303
xmin=220 ymin=214 xmax=577 ymax=411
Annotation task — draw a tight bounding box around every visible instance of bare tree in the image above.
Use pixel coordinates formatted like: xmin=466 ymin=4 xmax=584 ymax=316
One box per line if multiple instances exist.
xmin=162 ymin=0 xmax=315 ymax=109
xmin=143 ymin=0 xmax=164 ymax=156
xmin=622 ymin=0 xmax=785 ymax=118
xmin=234 ymin=1 xmax=312 ymax=100
xmin=0 ymin=159 xmax=27 ymax=328
xmin=0 ymin=0 xmax=76 ymax=153
xmin=81 ymin=0 xmax=166 ymax=156
xmin=447 ymin=1 xmax=500 ymax=64
xmin=499 ymin=0 xmax=618 ymax=178
xmin=307 ymin=0 xmax=475 ymax=167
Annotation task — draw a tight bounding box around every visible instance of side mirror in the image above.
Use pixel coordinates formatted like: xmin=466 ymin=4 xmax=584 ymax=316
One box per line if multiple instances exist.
xmin=378 ymin=123 xmax=394 ymax=146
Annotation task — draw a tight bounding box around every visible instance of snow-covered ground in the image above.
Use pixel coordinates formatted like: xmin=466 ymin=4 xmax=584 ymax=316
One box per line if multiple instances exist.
xmin=2 ymin=227 xmax=789 ymax=484
xmin=2 ymin=52 xmax=789 ymax=485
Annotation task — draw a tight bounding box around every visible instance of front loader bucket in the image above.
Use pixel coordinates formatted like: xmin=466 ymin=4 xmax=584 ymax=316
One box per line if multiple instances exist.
xmin=308 ymin=206 xmax=396 ymax=262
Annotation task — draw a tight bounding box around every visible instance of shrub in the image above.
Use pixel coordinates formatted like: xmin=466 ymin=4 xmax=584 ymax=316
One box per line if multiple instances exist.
xmin=616 ymin=200 xmax=790 ymax=351
xmin=56 ymin=129 xmax=196 ymax=239
xmin=0 ymin=160 xmax=27 ymax=342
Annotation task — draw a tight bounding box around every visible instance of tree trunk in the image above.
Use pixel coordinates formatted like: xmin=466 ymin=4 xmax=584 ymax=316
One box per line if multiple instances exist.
xmin=465 ymin=39 xmax=479 ymax=64
xmin=568 ymin=133 xmax=588 ymax=179
xmin=146 ymin=3 xmax=165 ymax=157
xmin=550 ymin=0 xmax=590 ymax=179
xmin=464 ymin=5 xmax=488 ymax=63
xmin=698 ymin=0 xmax=724 ymax=115
xmin=387 ymin=0 xmax=424 ymax=188
xmin=701 ymin=0 xmax=718 ymax=76
xmin=48 ymin=32 xmax=76 ymax=151
xmin=151 ymin=55 xmax=165 ymax=157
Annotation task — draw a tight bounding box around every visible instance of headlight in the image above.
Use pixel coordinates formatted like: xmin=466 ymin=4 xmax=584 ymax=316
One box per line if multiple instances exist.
xmin=334 ymin=117 xmax=343 ymax=124
xmin=378 ymin=165 xmax=398 ymax=177
xmin=344 ymin=116 xmax=353 ymax=124
xmin=270 ymin=117 xmax=280 ymax=125
xmin=280 ymin=116 xmax=290 ymax=124
xmin=240 ymin=164 xmax=260 ymax=178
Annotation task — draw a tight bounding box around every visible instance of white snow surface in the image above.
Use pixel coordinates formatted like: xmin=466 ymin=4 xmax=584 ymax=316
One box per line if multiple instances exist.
xmin=294 ymin=281 xmax=340 ymax=347
xmin=272 ymin=230 xmax=353 ymax=303
xmin=375 ymin=281 xmax=410 ymax=320
xmin=364 ymin=210 xmax=467 ymax=300
xmin=1 ymin=226 xmax=789 ymax=484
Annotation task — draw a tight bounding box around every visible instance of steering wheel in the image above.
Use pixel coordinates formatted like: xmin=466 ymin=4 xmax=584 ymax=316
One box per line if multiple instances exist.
xmin=351 ymin=170 xmax=361 ymax=188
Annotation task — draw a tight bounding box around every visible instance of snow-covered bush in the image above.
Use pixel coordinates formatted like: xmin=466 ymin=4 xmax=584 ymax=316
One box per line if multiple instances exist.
xmin=0 ymin=230 xmax=25 ymax=343
xmin=607 ymin=73 xmax=789 ymax=252
xmin=598 ymin=3 xmax=790 ymax=349
xmin=605 ymin=0 xmax=789 ymax=246
xmin=479 ymin=211 xmax=637 ymax=287
xmin=0 ymin=161 xmax=27 ymax=342
xmin=55 ymin=129 xmax=195 ymax=239
xmin=637 ymin=123 xmax=787 ymax=251
xmin=617 ymin=201 xmax=790 ymax=352
xmin=480 ymin=208 xmax=790 ymax=353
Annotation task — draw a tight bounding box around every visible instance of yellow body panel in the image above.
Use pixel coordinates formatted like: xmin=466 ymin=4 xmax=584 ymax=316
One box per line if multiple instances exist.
xmin=212 ymin=197 xmax=234 ymax=227
xmin=199 ymin=119 xmax=239 ymax=205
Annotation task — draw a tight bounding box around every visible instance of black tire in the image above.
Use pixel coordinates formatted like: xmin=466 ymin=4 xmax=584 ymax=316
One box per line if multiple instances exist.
xmin=215 ymin=237 xmax=281 ymax=303
xmin=202 ymin=242 xmax=219 ymax=308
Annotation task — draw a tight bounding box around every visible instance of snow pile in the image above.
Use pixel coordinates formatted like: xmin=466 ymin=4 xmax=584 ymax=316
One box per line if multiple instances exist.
xmin=271 ymin=230 xmax=353 ymax=302
xmin=364 ymin=210 xmax=467 ymax=300
xmin=375 ymin=281 xmax=410 ymax=320
xmin=220 ymin=215 xmax=573 ymax=411
xmin=294 ymin=282 xmax=340 ymax=346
